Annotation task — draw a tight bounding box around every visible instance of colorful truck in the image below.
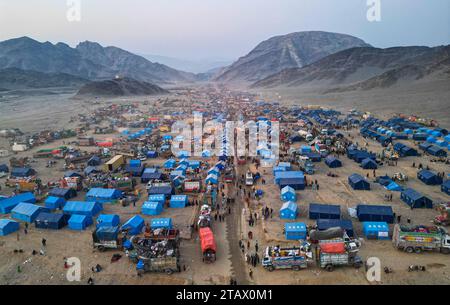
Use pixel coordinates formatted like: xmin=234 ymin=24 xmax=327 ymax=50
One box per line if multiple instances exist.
xmin=392 ymin=224 xmax=450 ymax=254
xmin=199 ymin=227 xmax=216 ymax=263
xmin=262 ymin=243 xmax=312 ymax=271
xmin=315 ymin=239 xmax=363 ymax=272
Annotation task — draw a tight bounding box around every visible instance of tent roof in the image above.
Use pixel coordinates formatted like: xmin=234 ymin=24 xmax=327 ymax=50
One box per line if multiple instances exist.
xmin=12 ymin=202 xmax=42 ymax=216
xmin=285 ymin=222 xmax=306 ymax=232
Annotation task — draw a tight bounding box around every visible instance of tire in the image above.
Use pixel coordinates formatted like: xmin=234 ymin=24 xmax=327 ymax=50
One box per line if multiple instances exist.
xmin=266 ymin=266 xmax=274 ymax=272
xmin=97 ymin=246 xmax=105 ymax=252
xmin=325 ymin=265 xmax=334 ymax=272
xmin=405 ymin=247 xmax=414 ymax=254
xmin=165 ymin=269 xmax=174 ymax=275
xmin=441 ymin=248 xmax=450 ymax=254
xmin=414 ymin=247 xmax=422 ymax=254
xmin=292 ymin=265 xmax=300 ymax=271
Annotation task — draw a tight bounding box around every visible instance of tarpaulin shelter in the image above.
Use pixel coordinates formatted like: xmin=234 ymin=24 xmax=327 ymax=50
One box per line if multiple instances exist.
xmin=325 ymin=156 xmax=342 ymax=168
xmin=0 ymin=192 xmax=36 ymax=214
xmin=285 ymin=222 xmax=307 ymax=240
xmin=164 ymin=159 xmax=176 ymax=169
xmin=11 ymin=167 xmax=35 ymax=177
xmin=142 ymin=201 xmax=163 ymax=215
xmin=280 ymin=186 xmax=297 ymax=202
xmin=376 ymin=175 xmax=392 ymax=186
xmin=34 ymin=212 xmax=68 ymax=230
xmin=309 ymin=203 xmax=341 ymax=220
xmin=400 ymin=188 xmax=433 ymax=209
xmin=96 ymin=214 xmax=120 ymax=228
xmin=147 ymin=186 xmax=173 ymax=196
xmin=170 ymin=195 xmax=188 ymax=208
xmin=274 ymin=171 xmax=304 ymax=184
xmin=362 ymin=222 xmax=390 ymax=240
xmin=11 ymin=203 xmax=45 ymax=223
xmin=95 ymin=226 xmax=119 ymax=241
xmin=68 ymin=214 xmax=93 ymax=230
xmin=45 ymin=196 xmax=66 ymax=210
xmin=148 ymin=194 xmax=166 ymax=205
xmin=385 ymin=181 xmax=403 ymax=192
xmin=360 ymin=158 xmax=378 ymax=170
xmin=205 ymin=174 xmax=218 ymax=185
xmin=417 ymin=170 xmax=443 ymax=185
xmin=87 ymin=155 xmax=101 ymax=166
xmin=150 ymin=218 xmax=173 ymax=229
xmin=121 ymin=215 xmax=144 ymax=235
xmin=356 ymin=205 xmax=394 ymax=223
xmin=0 ymin=219 xmax=19 ymax=236
xmin=317 ymin=219 xmax=354 ymax=237
xmin=278 ymin=178 xmax=305 ymax=190
xmin=48 ymin=188 xmax=77 ymax=200
xmin=63 ymin=201 xmax=103 ymax=217
xmin=140 ymin=169 xmax=162 ymax=183
xmin=441 ymin=180 xmax=450 ymax=195
xmin=426 ymin=145 xmax=447 ymax=157
xmin=348 ymin=174 xmax=370 ymax=190
xmin=85 ymin=188 xmax=122 ymax=204
xmin=279 ymin=201 xmax=298 ymax=219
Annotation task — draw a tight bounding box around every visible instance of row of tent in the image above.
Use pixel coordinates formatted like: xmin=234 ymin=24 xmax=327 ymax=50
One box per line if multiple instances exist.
xmin=419 ymin=143 xmax=448 ymax=157
xmin=141 ymin=194 xmax=189 ymax=215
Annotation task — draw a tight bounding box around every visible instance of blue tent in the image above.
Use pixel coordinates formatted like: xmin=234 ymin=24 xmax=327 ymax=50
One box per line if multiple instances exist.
xmin=356 ymin=205 xmax=394 ymax=223
xmin=205 ymin=174 xmax=219 ymax=185
xmin=427 ymin=145 xmax=447 ymax=157
xmin=279 ymin=201 xmax=298 ymax=219
xmin=125 ymin=165 xmax=144 ymax=177
xmin=148 ymin=194 xmax=166 ymax=205
xmin=0 ymin=192 xmax=36 ymax=214
xmin=86 ymin=188 xmax=122 ymax=204
xmin=376 ymin=175 xmax=392 ymax=186
xmin=146 ymin=151 xmax=158 ymax=158
xmin=280 ymin=186 xmax=296 ymax=202
xmin=325 ymin=156 xmax=342 ymax=168
xmin=64 ymin=171 xmax=83 ymax=178
xmin=35 ymin=212 xmax=68 ymax=229
xmin=360 ymin=158 xmax=378 ymax=170
xmin=11 ymin=203 xmax=45 ymax=223
xmin=274 ymin=171 xmax=304 ymax=184
xmin=273 ymin=166 xmax=286 ymax=174
xmin=48 ymin=188 xmax=77 ymax=200
xmin=285 ymin=222 xmax=307 ymax=240
xmin=442 ymin=180 xmax=450 ymax=195
xmin=400 ymin=188 xmax=433 ymax=209
xmin=147 ymin=186 xmax=173 ymax=196
xmin=84 ymin=166 xmax=100 ymax=176
xmin=141 ymin=169 xmax=162 ymax=183
xmin=170 ymin=195 xmax=188 ymax=208
xmin=63 ymin=201 xmax=103 ymax=217
xmin=309 ymin=203 xmax=341 ymax=220
xmin=363 ymin=222 xmax=390 ymax=240
xmin=278 ymin=162 xmax=291 ymax=170
xmin=11 ymin=167 xmax=35 ymax=177
xmin=68 ymin=214 xmax=93 ymax=230
xmin=316 ymin=219 xmax=354 ymax=237
xmin=0 ymin=219 xmax=20 ymax=236
xmin=417 ymin=170 xmax=443 ymax=185
xmin=151 ymin=218 xmax=173 ymax=229
xmin=348 ymin=174 xmax=370 ymax=190
xmin=142 ymin=201 xmax=163 ymax=215
xmin=96 ymin=214 xmax=120 ymax=228
xmin=87 ymin=155 xmax=101 ymax=166
xmin=164 ymin=159 xmax=176 ymax=169
xmin=121 ymin=215 xmax=144 ymax=235
xmin=278 ymin=178 xmax=305 ymax=190
xmin=45 ymin=196 xmax=66 ymax=210
xmin=385 ymin=182 xmax=403 ymax=192
xmin=0 ymin=164 xmax=9 ymax=173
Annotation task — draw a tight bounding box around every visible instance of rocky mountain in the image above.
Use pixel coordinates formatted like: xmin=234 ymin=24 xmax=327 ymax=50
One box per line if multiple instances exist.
xmin=75 ymin=77 xmax=169 ymax=97
xmin=0 ymin=37 xmax=195 ymax=84
xmin=213 ymin=31 xmax=370 ymax=83
xmin=0 ymin=68 xmax=89 ymax=90
xmin=252 ymin=45 xmax=450 ymax=89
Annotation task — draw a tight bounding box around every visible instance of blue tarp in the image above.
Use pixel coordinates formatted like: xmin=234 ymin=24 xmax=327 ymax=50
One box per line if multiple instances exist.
xmin=356 ymin=205 xmax=394 ymax=223
xmin=325 ymin=156 xmax=342 ymax=168
xmin=11 ymin=167 xmax=35 ymax=177
xmin=96 ymin=226 xmax=119 ymax=241
xmin=285 ymin=222 xmax=307 ymax=240
xmin=63 ymin=201 xmax=103 ymax=217
xmin=442 ymin=180 xmax=450 ymax=195
xmin=170 ymin=195 xmax=188 ymax=208
xmin=48 ymin=188 xmax=77 ymax=200
xmin=96 ymin=214 xmax=120 ymax=228
xmin=278 ymin=178 xmax=305 ymax=190
xmin=11 ymin=203 xmax=45 ymax=223
xmin=0 ymin=219 xmax=20 ymax=236
xmin=45 ymin=196 xmax=66 ymax=210
xmin=68 ymin=214 xmax=93 ymax=230
xmin=0 ymin=192 xmax=36 ymax=214
xmin=121 ymin=215 xmax=144 ymax=235
xmin=363 ymin=222 xmax=390 ymax=240
xmin=151 ymin=218 xmax=173 ymax=229
xmin=385 ymin=182 xmax=403 ymax=192
xmin=86 ymin=188 xmax=122 ymax=203
xmin=316 ymin=219 xmax=354 ymax=237
xmin=279 ymin=201 xmax=298 ymax=219
xmin=309 ymin=203 xmax=341 ymax=220
xmin=142 ymin=201 xmax=163 ymax=215
xmin=34 ymin=212 xmax=68 ymax=229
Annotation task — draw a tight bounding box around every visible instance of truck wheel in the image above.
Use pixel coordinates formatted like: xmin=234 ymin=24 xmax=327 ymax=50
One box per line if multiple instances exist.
xmin=441 ymin=248 xmax=450 ymax=254
xmin=97 ymin=246 xmax=105 ymax=252
xmin=354 ymin=262 xmax=362 ymax=269
xmin=266 ymin=266 xmax=274 ymax=272
xmin=405 ymin=247 xmax=414 ymax=254
xmin=165 ymin=269 xmax=174 ymax=275
xmin=292 ymin=265 xmax=300 ymax=271
xmin=326 ymin=265 xmax=334 ymax=272
xmin=414 ymin=247 xmax=422 ymax=254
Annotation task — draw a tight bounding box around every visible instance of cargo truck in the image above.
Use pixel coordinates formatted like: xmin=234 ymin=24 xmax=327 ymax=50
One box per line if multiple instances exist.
xmin=132 ymin=237 xmax=180 ymax=275
xmin=392 ymin=224 xmax=450 ymax=254
xmin=92 ymin=226 xmax=123 ymax=252
xmin=315 ymin=239 xmax=363 ymax=272
xmin=104 ymin=155 xmax=125 ymax=172
xmin=262 ymin=243 xmax=313 ymax=271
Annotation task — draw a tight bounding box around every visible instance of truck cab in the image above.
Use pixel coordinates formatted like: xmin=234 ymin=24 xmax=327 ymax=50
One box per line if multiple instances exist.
xmin=245 ymin=171 xmax=254 ymax=186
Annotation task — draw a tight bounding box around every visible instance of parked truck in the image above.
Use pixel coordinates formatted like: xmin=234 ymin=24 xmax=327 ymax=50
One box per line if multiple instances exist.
xmin=298 ymin=156 xmax=315 ymax=175
xmin=315 ymin=239 xmax=363 ymax=272
xmin=392 ymin=224 xmax=450 ymax=254
xmin=92 ymin=226 xmax=123 ymax=252
xmin=245 ymin=171 xmax=254 ymax=186
xmin=262 ymin=243 xmax=312 ymax=272
xmin=132 ymin=237 xmax=180 ymax=275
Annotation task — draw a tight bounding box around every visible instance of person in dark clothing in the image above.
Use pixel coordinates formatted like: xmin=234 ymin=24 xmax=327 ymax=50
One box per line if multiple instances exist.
xmin=41 ymin=238 xmax=46 ymax=247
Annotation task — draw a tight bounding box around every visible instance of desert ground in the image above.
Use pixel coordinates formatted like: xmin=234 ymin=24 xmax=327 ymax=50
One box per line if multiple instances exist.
xmin=0 ymin=85 xmax=449 ymax=285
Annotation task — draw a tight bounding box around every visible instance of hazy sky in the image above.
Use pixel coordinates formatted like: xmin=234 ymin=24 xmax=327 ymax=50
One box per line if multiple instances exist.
xmin=0 ymin=0 xmax=449 ymax=60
